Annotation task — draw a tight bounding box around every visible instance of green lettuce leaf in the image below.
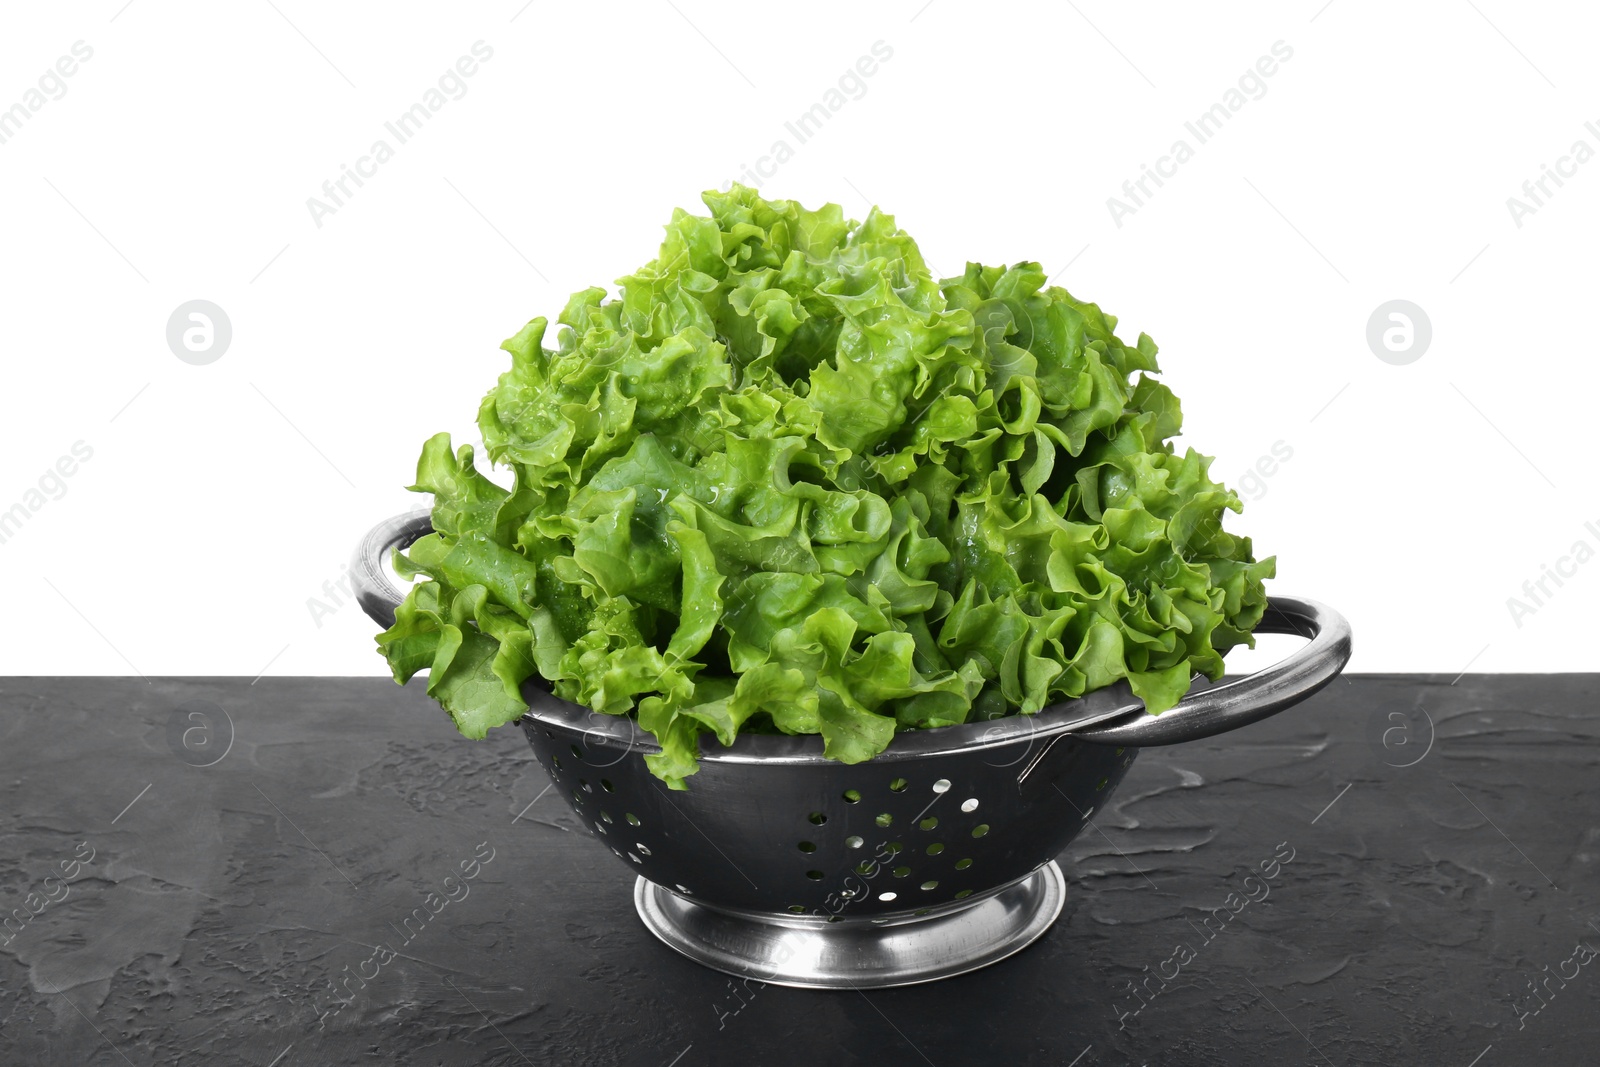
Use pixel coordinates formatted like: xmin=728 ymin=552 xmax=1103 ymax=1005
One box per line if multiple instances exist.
xmin=376 ymin=184 xmax=1275 ymax=787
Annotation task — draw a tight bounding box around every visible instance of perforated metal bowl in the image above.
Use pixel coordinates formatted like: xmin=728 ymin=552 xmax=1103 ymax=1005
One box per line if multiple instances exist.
xmin=354 ymin=510 xmax=1352 ymax=987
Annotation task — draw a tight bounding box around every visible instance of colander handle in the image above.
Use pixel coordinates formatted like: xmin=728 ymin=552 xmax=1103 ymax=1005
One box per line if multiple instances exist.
xmin=1066 ymin=595 xmax=1352 ymax=747
xmin=351 ymin=508 xmax=434 ymax=630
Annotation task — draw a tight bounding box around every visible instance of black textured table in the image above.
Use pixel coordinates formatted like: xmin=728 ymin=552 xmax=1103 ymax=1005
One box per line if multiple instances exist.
xmin=1 ymin=675 xmax=1595 ymax=1066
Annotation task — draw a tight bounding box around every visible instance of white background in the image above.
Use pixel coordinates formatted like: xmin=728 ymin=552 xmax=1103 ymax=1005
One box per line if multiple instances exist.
xmin=2 ymin=0 xmax=1595 ymax=680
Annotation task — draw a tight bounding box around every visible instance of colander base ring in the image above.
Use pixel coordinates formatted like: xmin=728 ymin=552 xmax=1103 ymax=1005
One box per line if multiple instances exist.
xmin=633 ymin=861 xmax=1066 ymax=989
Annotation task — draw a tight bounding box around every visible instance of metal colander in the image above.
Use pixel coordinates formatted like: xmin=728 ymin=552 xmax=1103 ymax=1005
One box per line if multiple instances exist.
xmin=354 ymin=510 xmax=1352 ymax=988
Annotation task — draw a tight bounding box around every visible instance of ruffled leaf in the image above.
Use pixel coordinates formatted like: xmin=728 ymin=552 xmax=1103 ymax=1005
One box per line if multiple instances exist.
xmin=377 ymin=185 xmax=1276 ymax=786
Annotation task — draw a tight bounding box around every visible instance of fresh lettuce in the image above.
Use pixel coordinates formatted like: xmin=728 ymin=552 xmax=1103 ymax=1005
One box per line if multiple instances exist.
xmin=377 ymin=185 xmax=1274 ymax=788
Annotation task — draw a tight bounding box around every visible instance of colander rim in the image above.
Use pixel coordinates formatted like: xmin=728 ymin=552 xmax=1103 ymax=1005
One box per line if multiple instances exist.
xmin=355 ymin=509 xmax=1350 ymax=763
xmin=519 ymin=668 xmax=1156 ymax=764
